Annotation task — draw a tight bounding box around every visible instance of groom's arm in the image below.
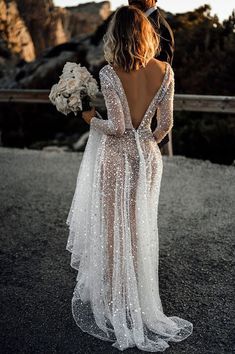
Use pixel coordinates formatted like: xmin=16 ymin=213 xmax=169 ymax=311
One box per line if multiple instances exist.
xmin=149 ymin=10 xmax=174 ymax=146
xmin=149 ymin=9 xmax=175 ymax=65
xmin=157 ymin=11 xmax=175 ymax=65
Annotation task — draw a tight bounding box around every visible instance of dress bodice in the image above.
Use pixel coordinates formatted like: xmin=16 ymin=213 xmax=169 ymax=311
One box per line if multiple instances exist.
xmin=104 ymin=63 xmax=173 ymax=131
xmin=90 ymin=62 xmax=175 ymax=144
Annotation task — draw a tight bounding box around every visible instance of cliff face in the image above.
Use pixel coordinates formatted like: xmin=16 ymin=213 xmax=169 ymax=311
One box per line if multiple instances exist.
xmin=15 ymin=0 xmax=68 ymax=56
xmin=0 ymin=0 xmax=35 ymax=62
xmin=0 ymin=0 xmax=111 ymax=61
xmin=61 ymin=2 xmax=111 ymax=42
xmin=0 ymin=0 xmax=112 ymax=88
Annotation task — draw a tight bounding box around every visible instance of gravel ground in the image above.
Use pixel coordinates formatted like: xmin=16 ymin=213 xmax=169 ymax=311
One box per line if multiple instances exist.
xmin=0 ymin=147 xmax=234 ymax=354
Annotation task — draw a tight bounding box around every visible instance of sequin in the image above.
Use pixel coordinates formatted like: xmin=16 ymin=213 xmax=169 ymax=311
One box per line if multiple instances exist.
xmin=66 ymin=63 xmax=193 ymax=351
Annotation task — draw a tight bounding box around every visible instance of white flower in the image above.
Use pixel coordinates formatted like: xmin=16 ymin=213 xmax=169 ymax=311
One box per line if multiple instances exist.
xmin=55 ymin=95 xmax=70 ymax=115
xmin=87 ymin=80 xmax=99 ymax=98
xmin=68 ymin=94 xmax=82 ymax=111
xmin=62 ymin=62 xmax=79 ymax=75
xmin=57 ymin=79 xmax=67 ymax=93
xmin=66 ymin=78 xmax=79 ymax=94
xmin=80 ymin=66 xmax=91 ymax=84
xmin=49 ymin=61 xmax=99 ymax=116
xmin=49 ymin=83 xmax=58 ymax=104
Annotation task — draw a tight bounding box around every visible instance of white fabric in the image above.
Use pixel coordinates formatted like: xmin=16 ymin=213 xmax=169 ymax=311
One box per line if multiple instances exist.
xmin=66 ymin=63 xmax=193 ymax=351
xmin=145 ymin=4 xmax=158 ymax=18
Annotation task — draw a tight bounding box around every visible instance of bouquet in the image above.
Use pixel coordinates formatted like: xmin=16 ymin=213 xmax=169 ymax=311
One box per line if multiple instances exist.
xmin=49 ymin=62 xmax=99 ymax=116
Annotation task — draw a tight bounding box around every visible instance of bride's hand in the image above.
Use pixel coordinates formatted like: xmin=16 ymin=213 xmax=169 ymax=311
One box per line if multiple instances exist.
xmin=82 ymin=107 xmax=96 ymax=125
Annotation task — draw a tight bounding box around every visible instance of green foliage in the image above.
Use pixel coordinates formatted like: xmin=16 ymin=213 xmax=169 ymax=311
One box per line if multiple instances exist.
xmin=168 ymin=5 xmax=235 ymax=95
xmin=164 ymin=6 xmax=235 ymax=165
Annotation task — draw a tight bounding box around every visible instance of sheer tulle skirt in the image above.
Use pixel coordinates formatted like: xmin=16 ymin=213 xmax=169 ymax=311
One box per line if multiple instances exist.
xmin=66 ymin=126 xmax=193 ymax=351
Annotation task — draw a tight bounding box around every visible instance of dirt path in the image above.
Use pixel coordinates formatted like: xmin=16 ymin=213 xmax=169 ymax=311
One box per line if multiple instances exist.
xmin=0 ymin=147 xmax=234 ymax=354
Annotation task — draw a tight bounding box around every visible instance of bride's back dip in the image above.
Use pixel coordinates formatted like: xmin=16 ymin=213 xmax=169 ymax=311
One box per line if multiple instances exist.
xmin=66 ymin=6 xmax=193 ymax=352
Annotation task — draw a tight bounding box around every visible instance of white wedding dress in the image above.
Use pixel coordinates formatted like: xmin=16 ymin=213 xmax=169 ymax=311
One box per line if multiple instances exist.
xmin=66 ymin=63 xmax=193 ymax=351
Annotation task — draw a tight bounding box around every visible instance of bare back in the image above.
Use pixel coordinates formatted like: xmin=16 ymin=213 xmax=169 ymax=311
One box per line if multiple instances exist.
xmin=114 ymin=58 xmax=167 ymax=129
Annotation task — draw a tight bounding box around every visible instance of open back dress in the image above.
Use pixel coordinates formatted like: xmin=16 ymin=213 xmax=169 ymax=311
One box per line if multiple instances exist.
xmin=66 ymin=63 xmax=193 ymax=352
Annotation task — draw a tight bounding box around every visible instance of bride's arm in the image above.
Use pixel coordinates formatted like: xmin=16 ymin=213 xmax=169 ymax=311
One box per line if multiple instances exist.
xmin=89 ymin=71 xmax=125 ymax=137
xmin=153 ymin=75 xmax=174 ymax=144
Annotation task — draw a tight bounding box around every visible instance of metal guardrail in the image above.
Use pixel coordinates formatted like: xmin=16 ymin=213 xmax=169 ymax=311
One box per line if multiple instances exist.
xmin=0 ymin=90 xmax=50 ymax=104
xmin=0 ymin=90 xmax=235 ymax=114
xmin=174 ymin=94 xmax=235 ymax=114
xmin=0 ymin=90 xmax=234 ymax=157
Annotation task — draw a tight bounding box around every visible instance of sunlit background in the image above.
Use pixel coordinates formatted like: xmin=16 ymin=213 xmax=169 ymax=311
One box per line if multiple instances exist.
xmin=0 ymin=3 xmax=234 ymax=353
xmin=54 ymin=0 xmax=235 ymax=21
xmin=0 ymin=0 xmax=234 ymax=164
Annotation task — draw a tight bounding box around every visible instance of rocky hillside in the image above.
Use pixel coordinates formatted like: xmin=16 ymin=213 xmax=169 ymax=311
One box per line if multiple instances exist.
xmin=0 ymin=0 xmax=111 ymax=63
xmin=15 ymin=0 xmax=67 ymax=57
xmin=0 ymin=4 xmax=234 ymax=165
xmin=0 ymin=0 xmax=35 ymax=63
xmin=61 ymin=2 xmax=111 ymax=42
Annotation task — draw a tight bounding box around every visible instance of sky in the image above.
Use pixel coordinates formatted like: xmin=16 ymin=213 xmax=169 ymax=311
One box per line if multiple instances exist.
xmin=54 ymin=0 xmax=235 ymax=22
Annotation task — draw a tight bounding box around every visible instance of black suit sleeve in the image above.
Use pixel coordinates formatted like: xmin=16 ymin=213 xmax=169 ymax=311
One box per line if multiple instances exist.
xmin=149 ymin=9 xmax=175 ymax=147
xmin=149 ymin=9 xmax=175 ymax=65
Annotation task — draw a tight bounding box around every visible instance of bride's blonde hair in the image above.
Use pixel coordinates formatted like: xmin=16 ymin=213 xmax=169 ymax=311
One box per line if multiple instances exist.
xmin=103 ymin=6 xmax=160 ymax=72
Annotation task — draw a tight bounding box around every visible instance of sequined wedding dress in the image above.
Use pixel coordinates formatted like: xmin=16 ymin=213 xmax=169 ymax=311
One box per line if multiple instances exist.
xmin=66 ymin=63 xmax=193 ymax=351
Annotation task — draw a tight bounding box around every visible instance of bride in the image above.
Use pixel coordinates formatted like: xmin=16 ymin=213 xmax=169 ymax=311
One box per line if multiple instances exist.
xmin=66 ymin=5 xmax=193 ymax=352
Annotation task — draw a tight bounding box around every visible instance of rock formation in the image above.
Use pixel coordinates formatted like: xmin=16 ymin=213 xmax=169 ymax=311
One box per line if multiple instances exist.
xmin=0 ymin=0 xmax=35 ymax=62
xmin=61 ymin=1 xmax=111 ymax=42
xmin=0 ymin=0 xmax=111 ymax=87
xmin=15 ymin=0 xmax=68 ymax=56
xmin=0 ymin=0 xmax=111 ymax=62
xmin=0 ymin=12 xmax=114 ymax=89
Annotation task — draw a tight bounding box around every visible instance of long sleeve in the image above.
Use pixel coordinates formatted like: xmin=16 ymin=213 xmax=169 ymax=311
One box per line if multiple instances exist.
xmin=157 ymin=12 xmax=175 ymax=65
xmin=90 ymin=70 xmax=125 ymax=137
xmin=149 ymin=9 xmax=175 ymax=65
xmin=153 ymin=75 xmax=174 ymax=144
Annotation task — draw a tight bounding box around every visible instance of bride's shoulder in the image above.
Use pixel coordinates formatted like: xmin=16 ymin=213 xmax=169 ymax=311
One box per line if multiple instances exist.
xmin=99 ymin=64 xmax=111 ymax=78
xmin=149 ymin=58 xmax=173 ymax=74
xmin=99 ymin=64 xmax=115 ymax=90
